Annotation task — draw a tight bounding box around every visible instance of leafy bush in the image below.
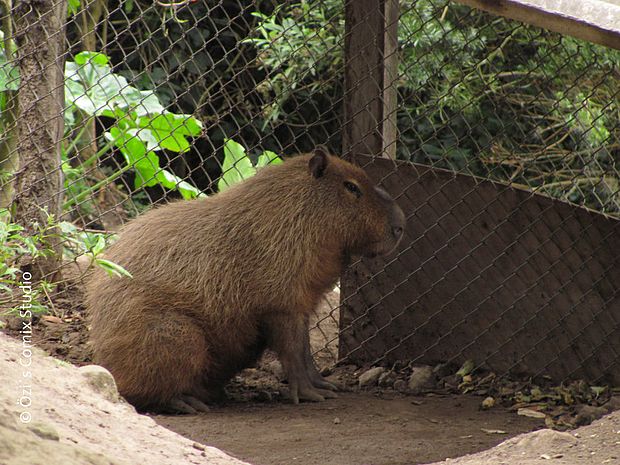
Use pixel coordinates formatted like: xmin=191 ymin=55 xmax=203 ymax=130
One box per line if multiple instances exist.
xmin=59 ymin=221 xmax=131 ymax=279
xmin=243 ymin=2 xmax=343 ymax=127
xmin=63 ymin=51 xmax=204 ymax=207
xmin=0 ymin=31 xmax=18 ymax=119
xmin=0 ymin=207 xmax=131 ymax=315
xmin=0 ymin=211 xmax=54 ymax=314
xmin=244 ymin=0 xmax=620 ymax=214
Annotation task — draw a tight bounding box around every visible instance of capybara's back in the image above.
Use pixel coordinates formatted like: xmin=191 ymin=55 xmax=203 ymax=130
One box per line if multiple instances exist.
xmin=86 ymin=147 xmax=405 ymax=412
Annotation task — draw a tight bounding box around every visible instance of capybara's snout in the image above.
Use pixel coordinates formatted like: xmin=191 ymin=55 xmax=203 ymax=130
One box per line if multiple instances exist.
xmin=372 ymin=186 xmax=406 ymax=257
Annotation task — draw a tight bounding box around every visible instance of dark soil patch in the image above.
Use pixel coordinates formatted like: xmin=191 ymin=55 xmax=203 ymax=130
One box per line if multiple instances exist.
xmin=156 ymin=392 xmax=544 ymax=465
xmin=2 ymin=284 xmax=92 ymax=365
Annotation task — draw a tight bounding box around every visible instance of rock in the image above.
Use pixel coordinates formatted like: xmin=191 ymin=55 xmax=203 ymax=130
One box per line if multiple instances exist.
xmin=432 ymin=363 xmax=455 ymax=378
xmin=408 ymin=366 xmax=434 ymax=394
xmin=510 ymin=428 xmax=578 ymax=449
xmin=79 ymin=365 xmax=121 ymax=403
xmin=574 ymin=405 xmax=608 ymax=426
xmin=441 ymin=374 xmax=460 ymax=390
xmin=0 ymin=333 xmax=249 ymax=465
xmin=358 ymin=367 xmax=385 ymax=388
xmin=2 ymin=316 xmax=22 ymax=332
xmin=333 ymin=417 xmax=341 ymax=425
xmin=255 ymin=390 xmax=273 ymax=402
xmin=481 ymin=396 xmax=495 ymax=410
xmin=603 ymin=396 xmax=620 ymax=412
xmin=378 ymin=370 xmax=397 ymax=388
xmin=393 ymin=379 xmax=408 ymax=393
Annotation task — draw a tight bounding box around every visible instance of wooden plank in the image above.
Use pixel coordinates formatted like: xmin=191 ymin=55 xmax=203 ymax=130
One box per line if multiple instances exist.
xmin=343 ymin=0 xmax=400 ymax=162
xmin=382 ymin=0 xmax=399 ymax=160
xmin=340 ymin=155 xmax=620 ymax=384
xmin=456 ymin=0 xmax=620 ymax=50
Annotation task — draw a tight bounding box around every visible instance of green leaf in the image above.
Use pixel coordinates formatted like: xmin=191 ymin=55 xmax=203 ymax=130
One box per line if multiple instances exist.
xmin=143 ymin=113 xmax=203 ymax=136
xmin=155 ymin=169 xmax=205 ymax=200
xmin=124 ymin=0 xmax=134 ymax=13
xmin=67 ymin=0 xmax=81 ymax=16
xmin=105 ymin=128 xmax=160 ymax=188
xmin=0 ymin=60 xmax=19 ymax=92
xmin=62 ymin=51 xmax=203 ymax=200
xmin=95 ymin=258 xmax=133 ymax=278
xmin=590 ymin=386 xmax=607 ymax=398
xmin=218 ymin=139 xmax=255 ymax=191
xmin=125 ymin=89 xmax=164 ymax=116
xmin=0 ymin=283 xmax=13 ymax=294
xmin=140 ymin=113 xmax=203 ymax=153
xmin=65 ymin=55 xmax=164 ymax=118
xmin=256 ymin=150 xmax=282 ymax=167
xmin=73 ymin=51 xmax=109 ymax=66
xmin=456 ymin=360 xmax=475 ymax=377
xmin=91 ymin=235 xmax=106 ymax=256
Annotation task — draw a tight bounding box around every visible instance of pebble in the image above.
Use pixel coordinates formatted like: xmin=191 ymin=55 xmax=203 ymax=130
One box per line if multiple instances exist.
xmin=358 ymin=367 xmax=385 ymax=388
xmin=408 ymin=365 xmax=434 ymax=394
xmin=79 ymin=365 xmax=121 ymax=403
xmin=481 ymin=396 xmax=495 ymax=410
xmin=393 ymin=379 xmax=408 ymax=393
xmin=378 ymin=370 xmax=397 ymax=388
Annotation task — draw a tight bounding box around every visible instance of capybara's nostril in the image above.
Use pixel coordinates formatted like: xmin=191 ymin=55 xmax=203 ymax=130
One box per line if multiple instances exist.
xmin=393 ymin=226 xmax=404 ymax=238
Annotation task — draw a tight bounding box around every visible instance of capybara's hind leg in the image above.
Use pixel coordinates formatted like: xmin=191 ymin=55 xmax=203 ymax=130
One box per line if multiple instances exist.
xmin=95 ymin=310 xmax=210 ymax=413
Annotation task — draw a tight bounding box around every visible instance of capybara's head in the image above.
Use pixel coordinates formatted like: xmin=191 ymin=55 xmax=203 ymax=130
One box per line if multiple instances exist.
xmin=307 ymin=146 xmax=405 ymax=258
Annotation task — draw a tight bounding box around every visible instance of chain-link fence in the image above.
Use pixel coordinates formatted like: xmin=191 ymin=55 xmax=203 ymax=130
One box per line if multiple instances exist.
xmin=1 ymin=0 xmax=619 ymax=383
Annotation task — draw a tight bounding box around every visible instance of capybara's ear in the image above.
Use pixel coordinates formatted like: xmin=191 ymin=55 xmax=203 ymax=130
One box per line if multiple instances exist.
xmin=309 ymin=146 xmax=329 ymax=178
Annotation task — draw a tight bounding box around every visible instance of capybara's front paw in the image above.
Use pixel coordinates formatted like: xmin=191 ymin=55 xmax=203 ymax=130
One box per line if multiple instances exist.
xmin=309 ymin=372 xmax=339 ymax=392
xmin=290 ymin=385 xmax=338 ymax=403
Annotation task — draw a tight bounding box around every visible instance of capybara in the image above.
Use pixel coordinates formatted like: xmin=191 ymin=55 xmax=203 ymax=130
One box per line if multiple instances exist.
xmin=86 ymin=147 xmax=405 ymax=413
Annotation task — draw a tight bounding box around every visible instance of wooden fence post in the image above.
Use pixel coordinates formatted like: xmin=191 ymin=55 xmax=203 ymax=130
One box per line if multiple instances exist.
xmin=343 ymin=0 xmax=400 ymax=162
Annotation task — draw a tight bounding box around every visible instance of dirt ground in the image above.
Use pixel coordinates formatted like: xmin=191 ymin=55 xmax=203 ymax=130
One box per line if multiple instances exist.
xmin=2 ymin=275 xmax=619 ymax=465
xmin=156 ymin=392 xmax=543 ymax=465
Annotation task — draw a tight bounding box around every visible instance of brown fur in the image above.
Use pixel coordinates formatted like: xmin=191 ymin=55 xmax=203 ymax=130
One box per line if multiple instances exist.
xmin=85 ymin=148 xmax=405 ymax=411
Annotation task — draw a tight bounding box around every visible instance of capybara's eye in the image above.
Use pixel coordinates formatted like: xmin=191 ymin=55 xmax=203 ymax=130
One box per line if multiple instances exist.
xmin=343 ymin=181 xmax=362 ymax=198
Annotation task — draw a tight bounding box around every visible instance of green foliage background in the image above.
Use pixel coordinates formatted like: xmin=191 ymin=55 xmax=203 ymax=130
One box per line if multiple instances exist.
xmin=88 ymin=0 xmax=620 ymax=214
xmin=2 ymin=0 xmax=619 ymax=219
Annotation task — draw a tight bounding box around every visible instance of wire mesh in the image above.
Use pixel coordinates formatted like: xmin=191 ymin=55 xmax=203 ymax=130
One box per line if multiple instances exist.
xmin=1 ymin=0 xmax=619 ymax=382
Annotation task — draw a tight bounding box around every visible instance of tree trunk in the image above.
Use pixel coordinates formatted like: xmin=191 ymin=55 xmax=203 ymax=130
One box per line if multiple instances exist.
xmin=12 ymin=0 xmax=67 ymax=281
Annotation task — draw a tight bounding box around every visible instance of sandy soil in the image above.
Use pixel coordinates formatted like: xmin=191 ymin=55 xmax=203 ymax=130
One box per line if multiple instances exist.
xmin=0 ymin=332 xmax=247 ymax=465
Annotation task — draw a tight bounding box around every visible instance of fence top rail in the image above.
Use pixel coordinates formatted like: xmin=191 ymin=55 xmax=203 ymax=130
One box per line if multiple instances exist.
xmin=455 ymin=0 xmax=620 ymax=50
